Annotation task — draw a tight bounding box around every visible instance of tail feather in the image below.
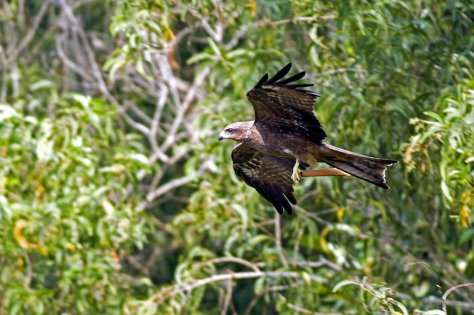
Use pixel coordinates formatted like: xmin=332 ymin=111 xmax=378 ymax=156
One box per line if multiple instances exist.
xmin=321 ymin=144 xmax=398 ymax=189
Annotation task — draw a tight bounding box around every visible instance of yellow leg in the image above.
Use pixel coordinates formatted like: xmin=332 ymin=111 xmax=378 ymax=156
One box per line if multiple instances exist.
xmin=291 ymin=159 xmax=301 ymax=183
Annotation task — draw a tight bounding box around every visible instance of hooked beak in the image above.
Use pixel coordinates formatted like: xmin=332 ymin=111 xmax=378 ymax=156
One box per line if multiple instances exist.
xmin=217 ymin=134 xmax=224 ymax=141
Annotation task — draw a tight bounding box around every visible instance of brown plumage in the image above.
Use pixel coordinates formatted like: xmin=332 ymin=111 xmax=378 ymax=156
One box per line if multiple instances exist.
xmin=218 ymin=63 xmax=398 ymax=215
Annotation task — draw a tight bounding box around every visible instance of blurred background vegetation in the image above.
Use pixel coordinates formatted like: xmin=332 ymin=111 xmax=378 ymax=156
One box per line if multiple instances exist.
xmin=0 ymin=0 xmax=473 ymax=314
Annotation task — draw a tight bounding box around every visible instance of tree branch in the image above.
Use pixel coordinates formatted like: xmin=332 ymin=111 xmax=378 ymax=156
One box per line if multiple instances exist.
xmin=6 ymin=0 xmax=51 ymax=64
xmin=442 ymin=283 xmax=474 ymax=312
xmin=151 ymin=270 xmax=326 ymax=307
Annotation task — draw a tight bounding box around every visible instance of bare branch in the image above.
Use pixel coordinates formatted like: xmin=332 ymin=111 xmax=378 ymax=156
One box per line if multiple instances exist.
xmin=442 ymin=283 xmax=474 ymax=312
xmin=151 ymin=270 xmax=326 ymax=307
xmin=221 ymin=279 xmax=233 ymax=315
xmin=274 ymin=212 xmax=288 ymax=268
xmin=0 ymin=45 xmax=7 ymax=101
xmin=120 ymin=109 xmax=151 ymax=135
xmin=58 ymin=0 xmax=116 ymax=103
xmin=146 ymin=160 xmax=211 ymax=202
xmin=255 ymin=257 xmax=342 ymax=272
xmin=156 ymin=54 xmax=181 ymax=110
xmin=6 ymin=0 xmax=51 ymax=64
xmin=161 ymin=65 xmax=211 ymax=151
xmin=293 ymin=258 xmax=343 ymax=272
xmin=55 ymin=36 xmax=94 ymax=81
xmin=189 ymin=9 xmax=223 ymax=43
xmin=124 ymin=100 xmax=153 ymax=126
xmin=206 ymin=257 xmax=261 ymax=272
xmin=149 ymin=83 xmax=169 ymax=159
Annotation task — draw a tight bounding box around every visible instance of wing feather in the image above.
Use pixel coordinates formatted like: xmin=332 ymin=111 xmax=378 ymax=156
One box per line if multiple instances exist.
xmin=253 ymin=73 xmax=269 ymax=89
xmin=246 ymin=63 xmax=326 ymax=143
xmin=267 ymin=63 xmax=292 ymax=84
xmin=231 ymin=143 xmax=298 ymax=215
xmin=276 ymin=71 xmax=306 ymax=85
xmin=286 ymin=83 xmax=315 ymax=88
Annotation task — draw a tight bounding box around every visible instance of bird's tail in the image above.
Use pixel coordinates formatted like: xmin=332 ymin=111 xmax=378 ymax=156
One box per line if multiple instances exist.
xmin=321 ymin=143 xmax=398 ymax=189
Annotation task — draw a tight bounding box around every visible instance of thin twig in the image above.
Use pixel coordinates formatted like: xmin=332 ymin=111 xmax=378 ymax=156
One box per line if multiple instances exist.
xmin=59 ymin=0 xmax=116 ymax=103
xmin=206 ymin=257 xmax=261 ymax=272
xmin=151 ymin=270 xmax=326 ymax=306
xmin=6 ymin=0 xmax=51 ymax=63
xmin=442 ymin=283 xmax=474 ymax=312
xmin=274 ymin=212 xmax=289 ymax=268
xmin=294 ymin=258 xmax=343 ymax=272
xmin=221 ymin=279 xmax=233 ymax=315
xmin=161 ymin=65 xmax=211 ymax=151
xmin=146 ymin=160 xmax=211 ymax=202
xmin=55 ymin=36 xmax=94 ymax=81
xmin=255 ymin=257 xmax=342 ymax=272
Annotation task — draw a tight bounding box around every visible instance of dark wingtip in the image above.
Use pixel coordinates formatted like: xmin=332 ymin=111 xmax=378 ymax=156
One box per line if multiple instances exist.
xmin=273 ymin=204 xmax=284 ymax=215
xmin=251 ymin=63 xmax=318 ymax=97
xmin=253 ymin=73 xmax=269 ymax=89
xmin=278 ymin=196 xmax=294 ymax=215
xmin=267 ymin=63 xmax=292 ymax=84
xmin=287 ymin=83 xmax=314 ymax=88
xmin=298 ymin=90 xmax=320 ymax=96
xmin=277 ymin=71 xmax=306 ymax=85
xmin=282 ymin=195 xmax=295 ymax=215
xmin=285 ymin=193 xmax=297 ymax=205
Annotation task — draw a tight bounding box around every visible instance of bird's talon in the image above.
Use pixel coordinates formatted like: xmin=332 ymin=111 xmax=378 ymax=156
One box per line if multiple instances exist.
xmin=291 ymin=159 xmax=301 ymax=183
xmin=291 ymin=172 xmax=301 ymax=183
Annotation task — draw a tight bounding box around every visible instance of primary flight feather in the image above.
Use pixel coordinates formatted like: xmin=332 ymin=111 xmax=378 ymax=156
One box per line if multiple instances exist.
xmin=218 ymin=63 xmax=398 ymax=215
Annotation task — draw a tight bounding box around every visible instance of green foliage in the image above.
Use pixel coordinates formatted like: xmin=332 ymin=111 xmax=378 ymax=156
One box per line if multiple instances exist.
xmin=0 ymin=0 xmax=473 ymax=314
xmin=0 ymin=86 xmax=150 ymax=312
xmin=407 ymin=82 xmax=473 ymax=226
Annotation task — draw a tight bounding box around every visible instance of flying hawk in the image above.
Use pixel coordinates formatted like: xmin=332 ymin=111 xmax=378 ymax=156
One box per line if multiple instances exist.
xmin=218 ymin=63 xmax=397 ymax=215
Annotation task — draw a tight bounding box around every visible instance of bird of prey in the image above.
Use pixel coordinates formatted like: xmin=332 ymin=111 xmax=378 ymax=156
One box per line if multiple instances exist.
xmin=218 ymin=63 xmax=397 ymax=215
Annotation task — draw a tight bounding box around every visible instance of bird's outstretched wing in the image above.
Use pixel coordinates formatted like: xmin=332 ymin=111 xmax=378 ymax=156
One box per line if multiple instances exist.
xmin=246 ymin=63 xmax=326 ymax=143
xmin=232 ymin=143 xmax=303 ymax=215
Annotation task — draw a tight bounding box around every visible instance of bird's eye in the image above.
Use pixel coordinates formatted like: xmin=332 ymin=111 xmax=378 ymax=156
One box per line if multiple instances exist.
xmin=227 ymin=128 xmax=234 ymax=133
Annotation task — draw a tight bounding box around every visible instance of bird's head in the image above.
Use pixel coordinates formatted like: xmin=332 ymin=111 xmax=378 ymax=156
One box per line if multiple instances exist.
xmin=218 ymin=121 xmax=252 ymax=142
